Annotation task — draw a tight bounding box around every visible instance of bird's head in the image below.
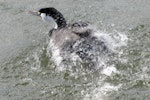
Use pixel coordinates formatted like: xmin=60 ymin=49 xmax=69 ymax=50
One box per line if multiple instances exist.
xmin=29 ymin=7 xmax=66 ymax=29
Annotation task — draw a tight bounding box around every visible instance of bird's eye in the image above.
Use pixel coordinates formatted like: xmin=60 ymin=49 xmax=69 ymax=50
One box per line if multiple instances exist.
xmin=37 ymin=12 xmax=40 ymax=15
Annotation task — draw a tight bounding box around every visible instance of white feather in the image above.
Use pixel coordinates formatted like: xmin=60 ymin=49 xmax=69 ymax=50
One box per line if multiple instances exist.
xmin=40 ymin=13 xmax=58 ymax=29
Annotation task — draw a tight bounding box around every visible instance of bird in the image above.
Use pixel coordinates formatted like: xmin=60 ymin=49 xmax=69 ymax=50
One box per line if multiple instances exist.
xmin=29 ymin=7 xmax=109 ymax=69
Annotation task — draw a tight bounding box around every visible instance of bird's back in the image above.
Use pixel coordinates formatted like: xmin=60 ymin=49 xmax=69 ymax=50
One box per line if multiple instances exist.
xmin=48 ymin=22 xmax=109 ymax=69
xmin=50 ymin=22 xmax=93 ymax=50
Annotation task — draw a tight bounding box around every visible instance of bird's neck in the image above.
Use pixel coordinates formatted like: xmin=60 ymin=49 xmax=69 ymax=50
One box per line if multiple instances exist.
xmin=50 ymin=12 xmax=67 ymax=29
xmin=55 ymin=16 xmax=67 ymax=29
xmin=41 ymin=13 xmax=67 ymax=29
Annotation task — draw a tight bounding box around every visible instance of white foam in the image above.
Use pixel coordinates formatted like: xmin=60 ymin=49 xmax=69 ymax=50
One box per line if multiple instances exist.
xmin=47 ymin=39 xmax=63 ymax=66
xmin=92 ymin=29 xmax=128 ymax=53
xmin=83 ymin=83 xmax=121 ymax=100
xmin=30 ymin=51 xmax=42 ymax=72
xmin=101 ymin=65 xmax=119 ymax=76
xmin=81 ymin=29 xmax=127 ymax=100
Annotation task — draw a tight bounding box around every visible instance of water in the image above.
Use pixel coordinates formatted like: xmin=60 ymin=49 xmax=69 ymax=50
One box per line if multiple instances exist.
xmin=0 ymin=0 xmax=150 ymax=100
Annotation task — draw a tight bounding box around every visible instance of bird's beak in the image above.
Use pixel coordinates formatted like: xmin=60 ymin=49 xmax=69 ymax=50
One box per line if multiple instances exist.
xmin=28 ymin=11 xmax=40 ymax=16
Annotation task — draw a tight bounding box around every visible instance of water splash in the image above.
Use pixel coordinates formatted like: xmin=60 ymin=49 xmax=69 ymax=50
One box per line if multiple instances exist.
xmin=47 ymin=26 xmax=128 ymax=72
xmin=45 ymin=26 xmax=128 ymax=100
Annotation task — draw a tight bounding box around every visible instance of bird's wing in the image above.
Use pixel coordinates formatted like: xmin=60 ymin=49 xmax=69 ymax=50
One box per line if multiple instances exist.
xmin=70 ymin=21 xmax=93 ymax=37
